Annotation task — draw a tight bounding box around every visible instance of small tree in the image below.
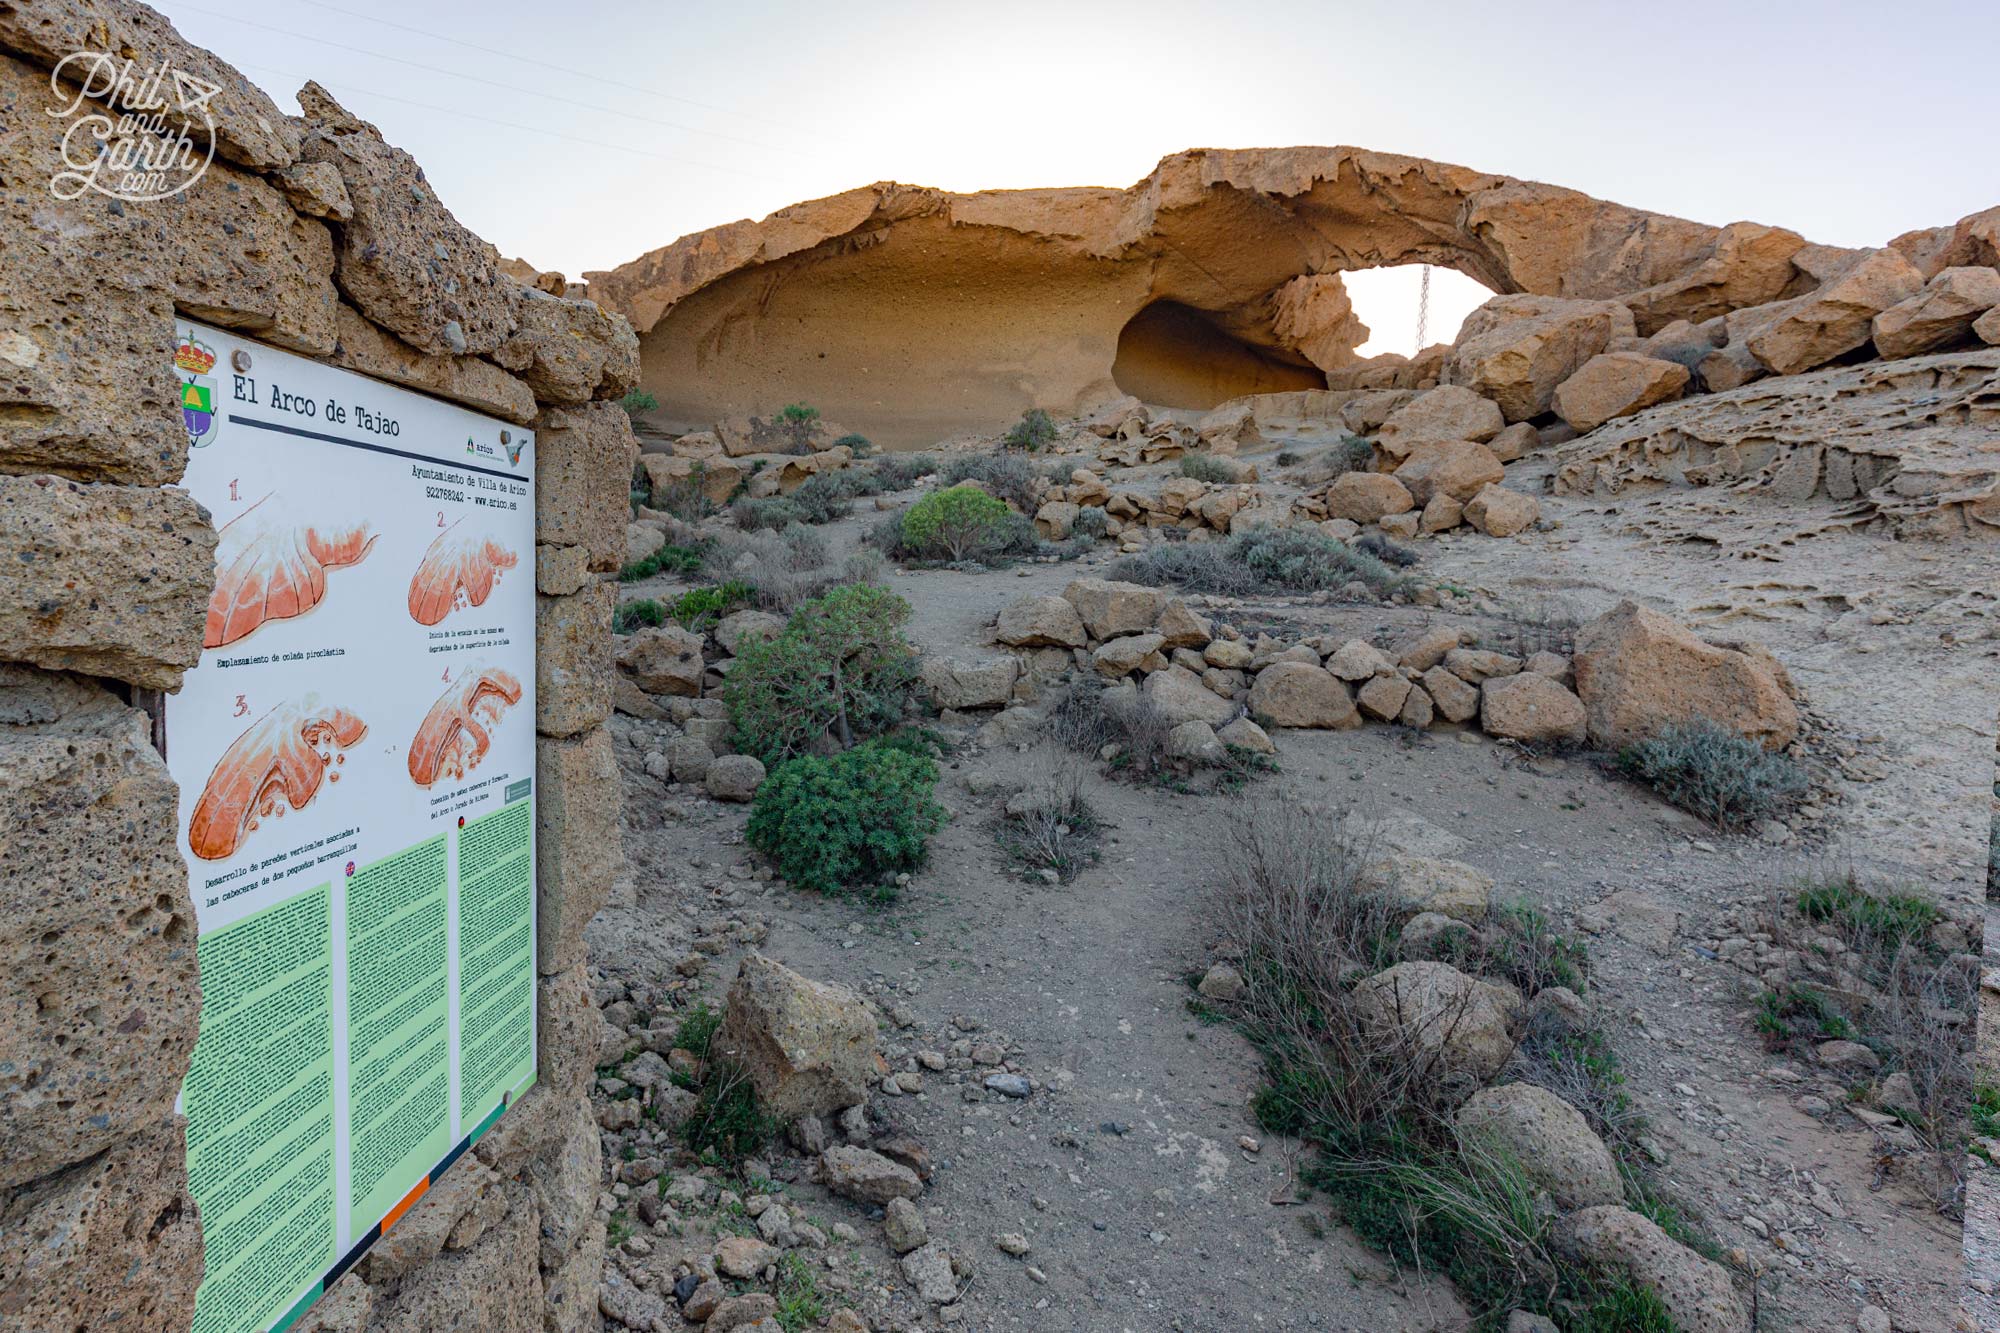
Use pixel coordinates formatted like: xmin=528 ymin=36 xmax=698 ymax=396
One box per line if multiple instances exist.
xmin=619 ymin=388 xmax=659 ymax=418
xmin=724 ymin=584 xmax=919 ymax=762
xmin=900 ymin=485 xmax=1010 ymax=561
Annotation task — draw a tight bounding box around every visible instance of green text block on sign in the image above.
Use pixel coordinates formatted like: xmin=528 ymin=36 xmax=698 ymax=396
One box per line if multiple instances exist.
xmin=458 ymin=798 xmax=534 ymax=1126
xmin=345 ymin=834 xmax=450 ymax=1230
xmin=185 ymin=886 xmax=337 ymax=1333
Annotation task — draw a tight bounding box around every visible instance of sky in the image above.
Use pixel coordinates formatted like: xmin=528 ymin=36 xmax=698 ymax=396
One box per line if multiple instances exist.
xmin=158 ymin=0 xmax=2000 ymax=354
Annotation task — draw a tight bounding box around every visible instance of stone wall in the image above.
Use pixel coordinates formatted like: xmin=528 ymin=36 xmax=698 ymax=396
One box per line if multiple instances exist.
xmin=0 ymin=4 xmax=636 ymax=1328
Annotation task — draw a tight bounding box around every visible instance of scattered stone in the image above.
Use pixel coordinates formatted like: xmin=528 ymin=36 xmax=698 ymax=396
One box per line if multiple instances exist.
xmin=884 ymin=1197 xmax=928 ymax=1254
xmin=818 ymin=1145 xmax=923 ymax=1204
xmin=716 ymin=954 xmax=878 ymax=1119
xmin=1247 ymin=662 xmax=1359 ymax=729
xmin=706 ymin=753 xmax=767 ymax=801
xmin=900 ymin=1242 xmax=959 ymax=1305
xmin=1455 ymin=1082 xmax=1623 ymax=1210
xmin=1558 ymin=1206 xmax=1750 ymax=1333
xmin=984 ymin=1073 xmax=1032 ymax=1099
xmin=1197 ymin=963 xmax=1245 ymax=1000
xmin=1479 ymin=672 xmax=1587 ymax=745
xmin=714 ymin=1234 xmax=781 ymax=1279
xmin=1352 ymin=962 xmax=1521 ymax=1086
xmin=995 ymin=594 xmax=1088 ymax=648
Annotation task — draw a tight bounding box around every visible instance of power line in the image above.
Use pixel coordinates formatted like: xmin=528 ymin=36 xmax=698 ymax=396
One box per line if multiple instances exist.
xmin=230 ymin=59 xmax=779 ymax=182
xmin=170 ymin=1 xmax=783 ymax=153
xmin=286 ymin=0 xmax=799 ymax=134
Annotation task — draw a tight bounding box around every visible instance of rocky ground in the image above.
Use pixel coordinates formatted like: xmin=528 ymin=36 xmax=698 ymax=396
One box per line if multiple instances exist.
xmin=584 ymin=430 xmax=1987 ymax=1332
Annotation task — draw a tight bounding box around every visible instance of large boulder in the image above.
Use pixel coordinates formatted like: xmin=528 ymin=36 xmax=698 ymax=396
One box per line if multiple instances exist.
xmin=1455 ymin=1083 xmax=1623 ymax=1210
xmin=1375 ymin=385 xmax=1505 ymax=462
xmin=995 ymin=594 xmax=1088 ymax=648
xmin=1247 ymin=662 xmax=1359 ymax=730
xmin=1870 ymin=266 xmax=2000 ymax=360
xmin=1352 ymin=962 xmax=1521 ymax=1085
xmin=618 ymin=625 xmax=705 ymax=696
xmin=1551 ymin=353 xmax=1690 ymax=432
xmin=920 ymin=655 xmax=1019 ymax=709
xmin=1394 ymin=441 xmax=1506 ymax=506
xmin=1571 ymin=601 xmax=1797 ymax=750
xmin=715 ymin=954 xmax=879 ymax=1120
xmin=1557 ymin=1207 xmax=1751 ymax=1333
xmin=1063 ymin=579 xmax=1169 ymax=639
xmin=1741 ymin=248 xmax=1925 ymax=375
xmin=706 ymin=754 xmax=766 ymax=802
xmin=641 ymin=452 xmax=744 ymax=505
xmin=1478 ymin=672 xmax=1587 ymax=745
xmin=1446 ymin=295 xmax=1637 ymax=422
xmin=1142 ymin=665 xmax=1239 ymax=727
xmin=1324 ymin=472 xmax=1416 ymax=523
xmin=1462 ymin=484 xmax=1540 ymax=537
xmin=1364 ymin=852 xmax=1493 ymax=923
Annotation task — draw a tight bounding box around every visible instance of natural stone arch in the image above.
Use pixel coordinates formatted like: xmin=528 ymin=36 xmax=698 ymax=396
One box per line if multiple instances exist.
xmin=588 ymin=147 xmax=1810 ymax=447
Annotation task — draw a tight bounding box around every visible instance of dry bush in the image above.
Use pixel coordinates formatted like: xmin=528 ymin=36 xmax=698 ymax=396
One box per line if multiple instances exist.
xmin=704 ymin=525 xmax=882 ymax=615
xmin=994 ymin=755 xmax=1102 ymax=883
xmin=1484 ymin=593 xmax=1584 ymax=658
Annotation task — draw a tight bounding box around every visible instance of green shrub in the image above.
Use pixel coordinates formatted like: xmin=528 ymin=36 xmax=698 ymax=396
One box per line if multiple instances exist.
xmin=900 ymin=485 xmax=1012 ymax=561
xmin=1111 ymin=527 xmax=1415 ymax=598
xmin=1178 ymin=453 xmax=1235 ymax=483
xmin=777 ymin=403 xmax=820 ymax=426
xmin=667 ymin=581 xmax=755 ymax=633
xmin=731 ymin=471 xmax=863 ymax=530
xmin=747 ymin=737 xmax=946 ymax=899
xmin=1073 ymin=506 xmax=1110 ymax=541
xmin=620 ymin=541 xmax=708 ymax=582
xmin=724 ymin=584 xmax=919 ymax=763
xmin=619 ymin=388 xmax=659 ymax=417
xmin=1002 ymin=407 xmax=1058 ymax=451
xmin=833 ymin=432 xmax=874 ymax=457
xmin=1616 ymin=721 xmax=1810 ymax=830
xmin=613 ymin=599 xmax=666 ymax=634
xmin=1796 ymin=875 xmax=1939 ymax=945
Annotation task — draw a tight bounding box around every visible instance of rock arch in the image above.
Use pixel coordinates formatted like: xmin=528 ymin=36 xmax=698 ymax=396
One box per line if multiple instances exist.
xmin=588 ymin=147 xmax=1810 ymax=447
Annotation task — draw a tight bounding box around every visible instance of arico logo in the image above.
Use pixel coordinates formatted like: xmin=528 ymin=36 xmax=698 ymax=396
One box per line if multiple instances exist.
xmin=175 ymin=333 xmax=218 ymax=448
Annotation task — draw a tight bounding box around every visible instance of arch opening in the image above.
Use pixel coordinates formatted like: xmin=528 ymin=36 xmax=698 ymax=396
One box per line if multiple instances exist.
xmin=1110 ymin=300 xmax=1327 ymax=410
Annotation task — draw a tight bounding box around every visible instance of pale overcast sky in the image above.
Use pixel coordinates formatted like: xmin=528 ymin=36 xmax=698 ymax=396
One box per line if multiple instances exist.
xmin=157 ymin=0 xmax=2000 ymax=353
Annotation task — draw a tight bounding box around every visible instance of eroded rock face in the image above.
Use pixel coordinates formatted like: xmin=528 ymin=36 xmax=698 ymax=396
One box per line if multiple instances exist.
xmin=1445 ymin=294 xmax=1637 ymax=422
xmin=1551 ymin=348 xmax=2000 ymax=534
xmin=717 ymin=955 xmax=879 ymax=1120
xmin=296 ymin=83 xmax=520 ymax=358
xmin=0 ymin=475 xmax=216 ymax=690
xmin=587 ymin=148 xmax=1799 ymax=446
xmin=0 ymin=668 xmax=201 ymax=1189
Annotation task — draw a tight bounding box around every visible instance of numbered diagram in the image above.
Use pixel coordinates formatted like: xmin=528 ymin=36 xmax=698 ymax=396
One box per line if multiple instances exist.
xmin=188 ymin=696 xmax=368 ymax=861
xmin=406 ymin=667 xmax=523 ymax=787
xmin=206 ymin=494 xmax=377 ymax=648
xmin=407 ymin=519 xmax=518 ymax=626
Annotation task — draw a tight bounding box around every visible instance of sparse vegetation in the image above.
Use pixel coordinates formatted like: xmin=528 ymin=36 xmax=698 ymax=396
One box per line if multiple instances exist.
xmin=731 ymin=470 xmax=865 ymax=530
xmin=649 ymin=462 xmax=722 ymax=521
xmin=773 ymin=402 xmax=821 ymax=453
xmin=724 ymin=584 xmax=920 ymax=763
xmin=1753 ymin=869 xmax=1974 ymax=1214
xmin=995 ymin=759 xmax=1103 ymax=883
xmin=1001 ymin=407 xmax=1058 ymax=451
xmin=613 ymin=581 xmax=755 ymax=635
xmin=668 ymin=1002 xmax=779 ymax=1164
xmin=1204 ymin=803 xmax=1714 ymax=1327
xmin=867 ymin=452 xmax=936 ymax=491
xmin=1616 ymin=720 xmax=1810 ymax=830
xmin=618 ymin=388 xmax=659 ymax=417
xmin=747 ymin=735 xmax=947 ymax=900
xmin=1046 ymin=679 xmax=1272 ymax=792
xmin=1178 ymin=452 xmax=1236 ymax=483
xmin=832 ymin=431 xmax=874 ymax=457
xmin=619 ymin=541 xmax=708 ymax=582
xmin=1111 ymin=526 xmax=1418 ymax=599
xmin=938 ymin=452 xmax=1049 ymax=512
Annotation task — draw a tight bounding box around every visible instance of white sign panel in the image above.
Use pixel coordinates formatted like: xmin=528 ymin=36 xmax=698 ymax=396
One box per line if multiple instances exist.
xmin=165 ymin=322 xmax=538 ymax=1333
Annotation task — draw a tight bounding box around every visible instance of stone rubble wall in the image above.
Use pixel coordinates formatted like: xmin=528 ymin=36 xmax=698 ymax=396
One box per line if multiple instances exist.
xmin=0 ymin=4 xmax=637 ymax=1328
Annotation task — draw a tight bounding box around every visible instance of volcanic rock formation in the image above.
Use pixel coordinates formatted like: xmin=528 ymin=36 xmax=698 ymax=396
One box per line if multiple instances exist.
xmin=588 ymin=147 xmax=1845 ymax=447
